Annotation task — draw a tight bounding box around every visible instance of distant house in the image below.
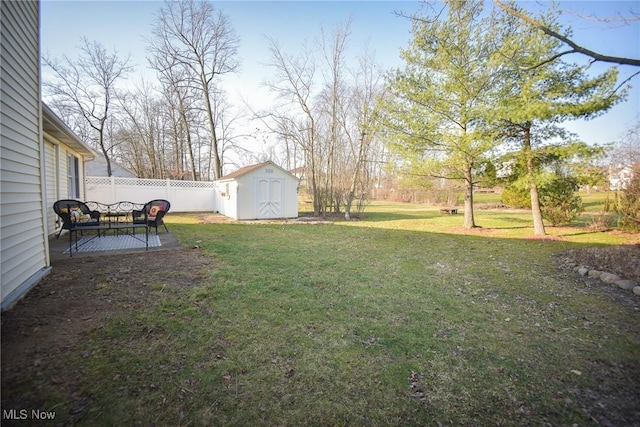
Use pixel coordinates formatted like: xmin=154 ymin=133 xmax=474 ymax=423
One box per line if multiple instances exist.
xmin=609 ymin=165 xmax=634 ymax=191
xmin=289 ymin=166 xmax=306 ymax=181
xmin=215 ymin=161 xmax=300 ymax=220
xmin=84 ymin=146 xmax=136 ymax=178
xmin=1 ymin=1 xmax=93 ymax=310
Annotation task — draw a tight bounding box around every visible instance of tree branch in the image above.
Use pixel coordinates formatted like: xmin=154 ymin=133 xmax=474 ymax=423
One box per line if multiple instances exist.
xmin=493 ymin=0 xmax=640 ymax=67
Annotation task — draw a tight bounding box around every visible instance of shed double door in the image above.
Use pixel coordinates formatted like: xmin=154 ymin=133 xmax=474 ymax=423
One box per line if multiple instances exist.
xmin=256 ymin=177 xmax=282 ymax=219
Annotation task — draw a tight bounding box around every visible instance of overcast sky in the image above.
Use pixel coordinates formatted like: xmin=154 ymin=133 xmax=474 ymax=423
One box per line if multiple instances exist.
xmin=41 ymin=0 xmax=640 ymax=157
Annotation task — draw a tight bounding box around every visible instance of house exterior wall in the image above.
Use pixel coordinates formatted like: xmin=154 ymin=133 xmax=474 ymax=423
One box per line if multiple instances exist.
xmin=44 ymin=139 xmax=57 ymax=233
xmin=610 ymin=166 xmax=634 ymax=191
xmin=44 ymin=133 xmax=90 ymax=235
xmin=85 ymin=148 xmax=136 ymax=178
xmin=1 ymin=0 xmax=51 ymax=310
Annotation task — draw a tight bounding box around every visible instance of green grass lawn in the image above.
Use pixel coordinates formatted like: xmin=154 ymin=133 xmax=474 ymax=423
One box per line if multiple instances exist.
xmin=76 ymin=202 xmax=639 ymax=426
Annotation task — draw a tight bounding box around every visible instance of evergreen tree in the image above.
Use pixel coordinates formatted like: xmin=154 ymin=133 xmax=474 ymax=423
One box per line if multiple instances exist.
xmin=380 ymin=0 xmax=503 ymax=229
xmin=493 ymin=2 xmax=625 ymax=235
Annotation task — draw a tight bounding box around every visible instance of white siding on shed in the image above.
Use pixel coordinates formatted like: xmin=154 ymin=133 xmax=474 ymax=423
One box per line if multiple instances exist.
xmin=1 ymin=0 xmax=51 ymax=309
xmin=216 ymin=161 xmax=299 ymax=220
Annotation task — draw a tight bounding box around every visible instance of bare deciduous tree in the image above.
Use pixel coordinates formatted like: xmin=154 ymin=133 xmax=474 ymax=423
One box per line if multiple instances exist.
xmin=149 ymin=0 xmax=240 ymax=179
xmin=150 ymin=51 xmax=200 ymax=180
xmin=43 ymin=37 xmax=134 ymax=176
xmin=118 ymin=81 xmax=169 ymax=178
xmin=212 ymin=92 xmax=251 ymax=174
xmin=318 ymin=18 xmax=351 ymax=213
xmin=610 ymin=116 xmax=640 ymax=167
xmin=343 ymin=46 xmax=384 ymax=220
xmin=260 ymin=20 xmax=385 ymax=218
xmin=262 ymin=37 xmax=323 ymax=215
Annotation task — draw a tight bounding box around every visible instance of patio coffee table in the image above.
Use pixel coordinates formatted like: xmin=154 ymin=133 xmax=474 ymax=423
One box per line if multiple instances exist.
xmin=54 ymin=200 xmax=151 ymax=257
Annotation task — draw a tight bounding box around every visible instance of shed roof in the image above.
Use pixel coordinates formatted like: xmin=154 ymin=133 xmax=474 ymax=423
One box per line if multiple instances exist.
xmin=218 ymin=161 xmax=299 ymax=181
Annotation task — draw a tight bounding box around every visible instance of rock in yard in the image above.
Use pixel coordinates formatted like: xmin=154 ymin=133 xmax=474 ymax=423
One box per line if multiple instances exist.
xmin=600 ymin=272 xmax=621 ymax=284
xmin=588 ymin=270 xmax=603 ymax=278
xmin=615 ymin=280 xmax=637 ymax=290
xmin=633 ymin=286 xmax=640 ymax=296
xmin=578 ymin=267 xmax=589 ymax=276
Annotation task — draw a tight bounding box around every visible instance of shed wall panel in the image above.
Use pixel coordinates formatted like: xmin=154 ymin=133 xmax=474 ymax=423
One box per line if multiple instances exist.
xmin=236 ymin=174 xmax=255 ymax=220
xmin=219 ymin=163 xmax=298 ymax=220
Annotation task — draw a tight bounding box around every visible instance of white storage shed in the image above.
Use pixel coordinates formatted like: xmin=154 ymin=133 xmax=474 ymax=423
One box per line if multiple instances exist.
xmin=215 ymin=161 xmax=299 ymax=220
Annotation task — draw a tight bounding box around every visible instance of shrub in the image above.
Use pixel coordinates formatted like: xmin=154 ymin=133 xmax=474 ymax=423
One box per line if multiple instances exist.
xmin=603 ymin=192 xmax=618 ymax=212
xmin=587 ymin=211 xmax=616 ymax=232
xmin=617 ymin=165 xmax=640 ymax=233
xmin=501 ymin=184 xmax=531 ymax=208
xmin=539 ymin=176 xmax=584 ymax=226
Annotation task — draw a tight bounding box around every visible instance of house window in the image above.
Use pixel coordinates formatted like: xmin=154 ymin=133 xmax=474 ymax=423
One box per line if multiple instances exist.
xmin=68 ymin=154 xmax=80 ymax=198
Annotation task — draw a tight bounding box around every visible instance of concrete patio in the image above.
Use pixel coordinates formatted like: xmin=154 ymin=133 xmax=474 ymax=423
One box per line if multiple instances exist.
xmin=49 ymin=229 xmax=182 ymax=261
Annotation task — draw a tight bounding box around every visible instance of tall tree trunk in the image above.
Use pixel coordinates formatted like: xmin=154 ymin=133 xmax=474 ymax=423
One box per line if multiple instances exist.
xmin=98 ymin=128 xmax=113 ymax=177
xmin=169 ymin=109 xmax=181 ymax=177
xmin=463 ymin=163 xmax=476 ymax=229
xmin=308 ymin=151 xmax=321 ymax=217
xmin=172 ymin=90 xmax=197 ymax=180
xmin=345 ymin=132 xmax=367 ymax=220
xmin=326 ymin=140 xmax=335 ymax=212
xmin=524 ymin=125 xmax=546 ymax=235
xmin=201 ymin=79 xmax=222 ymax=179
xmin=309 ymin=126 xmax=321 ymax=217
xmin=178 ymin=106 xmax=197 ymax=180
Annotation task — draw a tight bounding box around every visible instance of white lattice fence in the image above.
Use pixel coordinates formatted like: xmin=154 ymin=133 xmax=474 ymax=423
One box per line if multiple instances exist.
xmin=85 ymin=176 xmax=216 ymax=212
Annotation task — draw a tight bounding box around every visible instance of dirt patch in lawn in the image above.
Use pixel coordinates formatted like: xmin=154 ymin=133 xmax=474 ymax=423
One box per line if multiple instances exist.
xmin=1 ymin=239 xmax=214 ymax=424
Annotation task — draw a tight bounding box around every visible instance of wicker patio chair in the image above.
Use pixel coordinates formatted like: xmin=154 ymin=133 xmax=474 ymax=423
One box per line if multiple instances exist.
xmin=53 ymin=199 xmax=102 ymax=238
xmin=132 ymin=199 xmax=171 ymax=234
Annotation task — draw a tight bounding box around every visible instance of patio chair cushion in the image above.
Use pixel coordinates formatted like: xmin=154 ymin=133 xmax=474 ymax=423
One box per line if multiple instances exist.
xmin=132 ymin=199 xmax=170 ymax=233
xmin=69 ymin=207 xmax=92 ymax=222
xmin=149 ymin=205 xmax=163 ymax=219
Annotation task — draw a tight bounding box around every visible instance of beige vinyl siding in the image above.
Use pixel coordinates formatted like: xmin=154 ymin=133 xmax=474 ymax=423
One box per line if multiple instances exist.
xmin=60 ymin=147 xmax=82 ymax=199
xmin=1 ymin=2 xmax=40 ymax=117
xmin=44 ymin=140 xmax=58 ymax=234
xmin=44 ymin=139 xmax=87 ymax=235
xmin=79 ymin=153 xmax=87 ymax=199
xmin=62 ymin=150 xmax=70 ymax=197
xmin=71 ymin=148 xmax=86 ymax=198
xmin=1 ymin=0 xmax=50 ymax=309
